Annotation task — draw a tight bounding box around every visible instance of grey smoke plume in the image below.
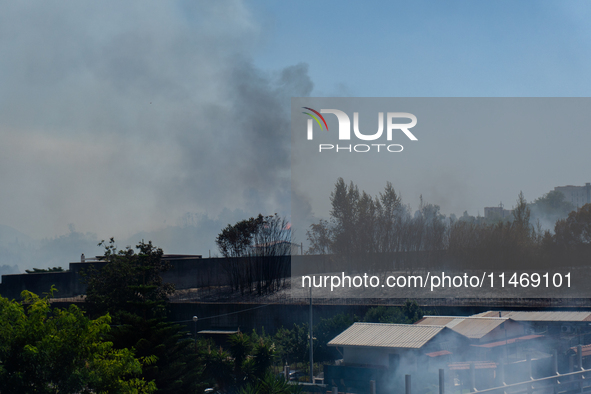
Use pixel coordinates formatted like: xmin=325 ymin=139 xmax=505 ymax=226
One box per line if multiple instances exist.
xmin=0 ymin=0 xmax=312 ymax=261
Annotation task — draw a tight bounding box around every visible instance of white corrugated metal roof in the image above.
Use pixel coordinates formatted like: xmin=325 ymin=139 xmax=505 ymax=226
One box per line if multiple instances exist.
xmin=417 ymin=317 xmax=458 ymax=326
xmin=505 ymin=312 xmax=591 ymax=322
xmin=451 ymin=318 xmax=508 ymax=339
xmin=417 ymin=317 xmax=466 ymax=328
xmin=417 ymin=316 xmax=510 ymax=339
xmin=327 ymin=322 xmax=447 ymax=349
xmin=472 ymin=311 xmax=591 ymax=322
xmin=472 ymin=311 xmax=501 ymax=318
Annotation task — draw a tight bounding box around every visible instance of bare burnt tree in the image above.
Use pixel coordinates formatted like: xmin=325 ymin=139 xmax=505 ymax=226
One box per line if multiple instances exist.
xmin=248 ymin=214 xmax=291 ymax=295
xmin=216 ymin=216 xmax=262 ymax=292
xmin=216 ymin=214 xmax=291 ymax=295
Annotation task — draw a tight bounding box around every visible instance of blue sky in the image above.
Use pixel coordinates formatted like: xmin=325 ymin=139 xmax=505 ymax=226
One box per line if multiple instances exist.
xmin=0 ymin=1 xmax=590 ymax=263
xmin=253 ymin=1 xmax=591 ymax=97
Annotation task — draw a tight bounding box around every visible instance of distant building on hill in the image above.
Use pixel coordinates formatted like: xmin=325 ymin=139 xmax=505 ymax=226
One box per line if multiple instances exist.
xmin=484 ymin=203 xmax=513 ymax=220
xmin=554 ymin=183 xmax=591 ymax=209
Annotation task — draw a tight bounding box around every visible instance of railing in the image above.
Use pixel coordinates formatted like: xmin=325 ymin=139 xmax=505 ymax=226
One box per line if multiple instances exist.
xmin=475 ymin=369 xmax=591 ymax=394
xmin=324 ymin=347 xmax=589 ymax=394
xmin=49 ymin=295 xmax=85 ymax=303
xmin=403 ymin=348 xmax=588 ymax=394
xmin=473 ymin=346 xmax=588 ymax=394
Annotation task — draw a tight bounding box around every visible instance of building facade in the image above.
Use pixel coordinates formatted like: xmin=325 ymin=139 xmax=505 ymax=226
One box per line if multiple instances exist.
xmin=554 ymin=183 xmax=591 ymax=209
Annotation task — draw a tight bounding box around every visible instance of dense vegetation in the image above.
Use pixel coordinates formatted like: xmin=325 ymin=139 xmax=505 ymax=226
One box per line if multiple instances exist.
xmin=307 ymin=178 xmax=591 ymax=269
xmin=82 ymin=239 xmax=201 ymax=393
xmin=273 ymin=300 xmax=426 ymax=367
xmin=0 ymin=287 xmax=156 ymax=393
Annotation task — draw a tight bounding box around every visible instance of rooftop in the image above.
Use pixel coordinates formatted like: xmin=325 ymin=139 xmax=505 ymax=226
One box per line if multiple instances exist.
xmin=416 ymin=316 xmax=511 ymax=339
xmin=473 ymin=311 xmax=591 ymax=322
xmin=327 ymin=322 xmax=449 ymax=349
xmin=470 ymin=334 xmax=544 ymax=348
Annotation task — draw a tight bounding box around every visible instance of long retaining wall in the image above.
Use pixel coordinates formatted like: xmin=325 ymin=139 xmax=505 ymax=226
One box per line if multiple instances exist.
xmin=1 ymin=252 xmax=456 ymax=300
xmin=0 ymin=256 xmax=229 ymax=300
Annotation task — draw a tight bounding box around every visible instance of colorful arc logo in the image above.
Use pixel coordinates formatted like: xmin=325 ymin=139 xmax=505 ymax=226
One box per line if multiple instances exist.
xmin=302 ymin=107 xmax=329 ymax=131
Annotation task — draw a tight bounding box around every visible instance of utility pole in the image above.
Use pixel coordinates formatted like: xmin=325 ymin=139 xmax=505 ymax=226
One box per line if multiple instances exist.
xmin=193 ymin=316 xmax=198 ymax=352
xmin=309 ymin=286 xmax=313 ymax=383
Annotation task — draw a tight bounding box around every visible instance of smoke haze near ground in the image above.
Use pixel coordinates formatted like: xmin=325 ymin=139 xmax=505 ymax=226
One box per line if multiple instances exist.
xmin=0 ymin=1 xmax=314 ymax=268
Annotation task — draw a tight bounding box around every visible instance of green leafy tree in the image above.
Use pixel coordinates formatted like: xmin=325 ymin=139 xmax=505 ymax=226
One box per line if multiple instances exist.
xmin=0 ymin=288 xmax=155 ymax=393
xmin=112 ymin=317 xmax=202 ymax=394
xmin=364 ymin=300 xmax=426 ymax=324
xmin=83 ymin=238 xmax=174 ymax=321
xmin=83 ymin=239 xmax=200 ymax=394
xmin=238 ymin=373 xmax=302 ymax=394
xmin=313 ymin=313 xmax=359 ymax=363
xmin=274 ymin=324 xmax=309 ymax=365
xmin=203 ymin=332 xmax=277 ymax=392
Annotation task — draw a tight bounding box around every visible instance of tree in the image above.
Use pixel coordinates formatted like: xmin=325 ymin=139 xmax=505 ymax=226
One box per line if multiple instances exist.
xmin=83 ymin=238 xmax=174 ymax=321
xmin=216 ymin=214 xmax=291 ymax=294
xmin=216 ymin=216 xmax=261 ymax=292
xmin=238 ymin=373 xmax=302 ymax=394
xmin=555 ymin=203 xmax=591 ymax=247
xmin=0 ymin=288 xmax=155 ymax=393
xmin=330 ymin=178 xmax=361 ymax=255
xmin=202 ymin=331 xmax=277 ymax=392
xmin=307 ymin=179 xmax=447 ymax=257
xmin=305 ymin=219 xmax=333 ymax=254
xmin=216 ymin=217 xmax=263 ymax=259
xmin=313 ymin=313 xmax=359 ymax=363
xmin=529 ymin=190 xmax=575 ymax=227
xmin=112 ymin=317 xmax=202 ymax=394
xmin=376 ymin=182 xmax=403 ymax=253
xmin=512 ymin=191 xmax=532 ymax=240
xmin=274 ymin=324 xmax=310 ymax=366
xmin=363 ymin=300 xmax=426 ymax=324
xmin=25 ymin=266 xmax=65 ymax=273
xmin=83 ymin=239 xmax=200 ymax=393
xmin=415 ymin=198 xmax=447 ymax=252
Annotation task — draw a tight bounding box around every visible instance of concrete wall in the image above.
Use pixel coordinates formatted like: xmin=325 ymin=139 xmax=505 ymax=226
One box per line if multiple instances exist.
xmin=0 ymin=261 xmax=107 ymax=299
xmin=0 ymin=256 xmax=287 ymax=300
xmin=161 ymin=257 xmax=227 ymax=289
xmin=0 ymin=271 xmax=75 ymax=299
xmin=0 ymin=251 xmax=479 ymax=299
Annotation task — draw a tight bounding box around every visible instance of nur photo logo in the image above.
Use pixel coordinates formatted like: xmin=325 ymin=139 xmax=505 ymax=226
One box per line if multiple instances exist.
xmin=302 ymin=107 xmax=418 ymax=153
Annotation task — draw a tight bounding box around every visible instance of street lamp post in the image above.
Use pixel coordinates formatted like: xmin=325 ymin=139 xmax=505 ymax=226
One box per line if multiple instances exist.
xmin=193 ymin=316 xmax=198 ymax=352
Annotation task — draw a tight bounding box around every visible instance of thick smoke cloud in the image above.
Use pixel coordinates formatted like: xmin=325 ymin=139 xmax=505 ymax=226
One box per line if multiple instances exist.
xmin=0 ymin=1 xmax=312 ymax=268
